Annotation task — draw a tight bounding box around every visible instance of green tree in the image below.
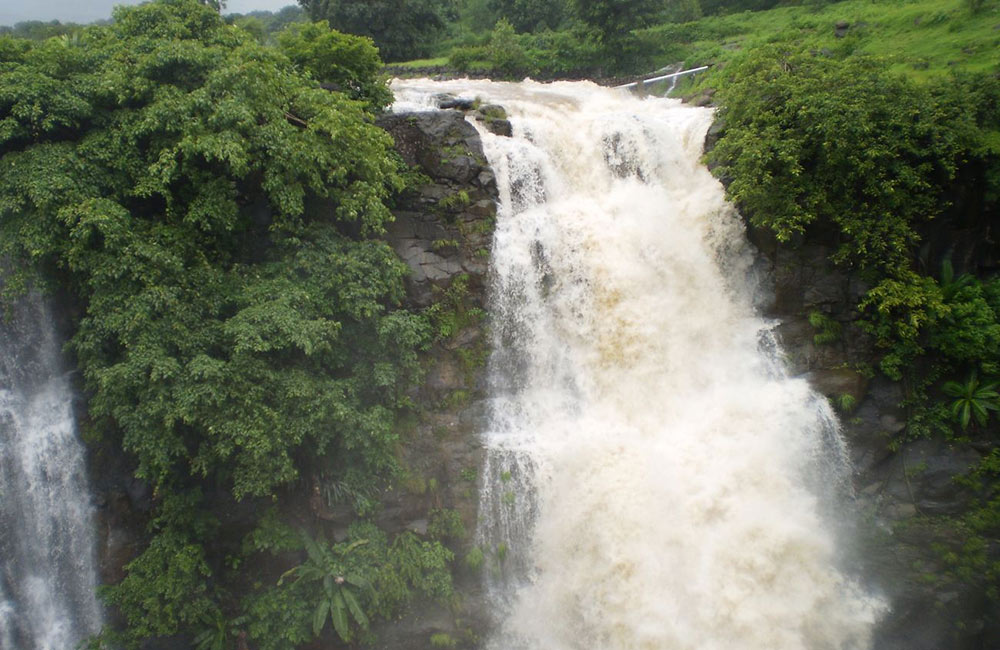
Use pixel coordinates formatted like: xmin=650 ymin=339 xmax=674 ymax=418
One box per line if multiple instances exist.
xmin=709 ymin=48 xmax=957 ymax=277
xmin=0 ymin=0 xmax=431 ymax=645
xmin=276 ymin=20 xmax=392 ymax=111
xmin=488 ymin=0 xmax=569 ymax=33
xmin=297 ymin=0 xmax=455 ymax=62
xmin=572 ymin=0 xmax=661 ymax=43
xmin=486 ymin=18 xmax=530 ymax=76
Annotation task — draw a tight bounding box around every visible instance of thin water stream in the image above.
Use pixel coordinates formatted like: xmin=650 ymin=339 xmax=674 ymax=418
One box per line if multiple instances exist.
xmin=0 ymin=291 xmax=102 ymax=649
xmin=394 ymin=79 xmax=885 ymax=650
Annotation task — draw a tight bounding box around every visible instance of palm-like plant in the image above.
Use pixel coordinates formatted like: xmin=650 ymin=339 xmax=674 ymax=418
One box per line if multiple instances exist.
xmin=279 ymin=533 xmax=376 ymax=642
xmin=942 ymin=372 xmax=1000 ymax=430
xmin=193 ymin=611 xmax=247 ymax=650
xmin=939 ymin=258 xmax=975 ymax=301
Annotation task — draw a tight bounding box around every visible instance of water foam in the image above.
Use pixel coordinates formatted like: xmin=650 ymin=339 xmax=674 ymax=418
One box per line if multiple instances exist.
xmin=0 ymin=292 xmax=102 ymax=649
xmin=395 ymin=79 xmax=884 ymax=650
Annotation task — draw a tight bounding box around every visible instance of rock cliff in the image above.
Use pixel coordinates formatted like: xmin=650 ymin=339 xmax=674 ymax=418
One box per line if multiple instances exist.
xmin=746 ymin=216 xmax=1000 ymax=649
xmin=371 ymin=109 xmax=498 ymax=647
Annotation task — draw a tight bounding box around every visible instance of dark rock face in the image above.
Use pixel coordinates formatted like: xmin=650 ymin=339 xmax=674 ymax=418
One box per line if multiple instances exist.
xmin=377 ymin=111 xmax=497 ymax=308
xmin=743 ymin=218 xmax=999 ymax=647
xmin=370 ymin=109 xmax=498 ymax=648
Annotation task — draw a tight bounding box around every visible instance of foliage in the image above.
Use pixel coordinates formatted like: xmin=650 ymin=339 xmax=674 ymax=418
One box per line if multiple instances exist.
xmin=225 ymin=5 xmax=308 ymax=42
xmin=632 ymin=0 xmax=1000 ymax=83
xmin=297 ymin=0 xmax=455 ymax=62
xmin=428 ymin=507 xmax=467 ymax=541
xmin=375 ymin=526 xmax=455 ymax=607
xmin=245 ymin=522 xmax=453 ymax=649
xmin=431 ymin=0 xmax=1000 ymax=82
xmin=485 ymin=18 xmax=531 ymax=77
xmin=833 ymin=393 xmax=857 ymax=414
xmin=0 ymin=0 xmax=416 ymax=501
xmin=193 ymin=611 xmax=248 ymax=650
xmin=425 ymin=273 xmax=485 ymax=340
xmin=448 ymin=44 xmax=488 ymax=71
xmin=699 ymin=0 xmax=781 ymax=17
xmin=447 ymin=19 xmax=545 ymax=77
xmin=430 ymin=632 xmax=459 ymax=647
xmin=935 ymin=450 xmax=1000 ymax=602
xmin=464 ymin=546 xmax=485 ymax=570
xmin=571 ymin=0 xmax=661 ymax=43
xmin=709 ymin=49 xmax=957 ymax=275
xmin=242 ymin=507 xmax=303 ymax=555
xmin=487 ymin=0 xmax=570 ymax=33
xmin=0 ymin=20 xmax=86 ymax=40
xmin=808 ymin=310 xmax=841 ymax=345
xmin=0 ymin=1 xmax=441 ymax=646
xmin=942 ymin=373 xmax=1000 ymax=430
xmin=709 ymin=46 xmax=1000 ymax=407
xmin=276 ymin=20 xmax=392 ymax=111
xmin=857 ymin=270 xmax=948 ymax=381
xmin=566 ymin=0 xmax=659 ymax=70
xmin=278 ymin=534 xmax=376 ymax=641
xmin=100 ymin=491 xmax=220 ymax=641
xmin=859 ymin=266 xmax=1000 ymax=385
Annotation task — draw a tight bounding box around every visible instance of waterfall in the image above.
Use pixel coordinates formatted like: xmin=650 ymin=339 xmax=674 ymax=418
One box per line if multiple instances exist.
xmin=396 ymin=80 xmax=884 ymax=649
xmin=0 ymin=290 xmax=102 ymax=649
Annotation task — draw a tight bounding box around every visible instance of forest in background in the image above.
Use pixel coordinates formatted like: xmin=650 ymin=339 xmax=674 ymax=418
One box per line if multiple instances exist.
xmin=2 ymin=0 xmax=1000 ymax=646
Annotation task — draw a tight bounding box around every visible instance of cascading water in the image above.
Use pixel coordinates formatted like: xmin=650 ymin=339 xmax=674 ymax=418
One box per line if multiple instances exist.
xmin=0 ymin=290 xmax=102 ymax=649
xmin=395 ymin=80 xmax=885 ymax=649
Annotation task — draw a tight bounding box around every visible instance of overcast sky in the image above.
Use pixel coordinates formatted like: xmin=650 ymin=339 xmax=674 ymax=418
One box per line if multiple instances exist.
xmin=1 ymin=0 xmax=297 ymax=26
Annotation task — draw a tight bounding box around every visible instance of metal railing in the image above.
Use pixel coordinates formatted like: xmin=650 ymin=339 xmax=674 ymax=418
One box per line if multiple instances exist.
xmin=615 ymin=66 xmax=710 ymax=92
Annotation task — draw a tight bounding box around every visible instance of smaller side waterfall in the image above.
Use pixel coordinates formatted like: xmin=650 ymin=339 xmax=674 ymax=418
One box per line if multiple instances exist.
xmin=0 ymin=291 xmax=102 ymax=649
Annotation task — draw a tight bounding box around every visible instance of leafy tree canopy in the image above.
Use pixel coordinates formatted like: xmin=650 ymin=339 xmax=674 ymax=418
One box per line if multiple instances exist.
xmin=709 ymin=44 xmax=1000 ymax=404
xmin=487 ymin=0 xmax=570 ymax=33
xmin=572 ymin=0 xmax=662 ymax=43
xmin=1 ymin=0 xmax=416 ymax=501
xmin=297 ymin=0 xmax=455 ymax=62
xmin=709 ymin=48 xmax=960 ymax=276
xmin=0 ymin=1 xmax=448 ymax=646
xmin=276 ymin=19 xmax=392 ymax=111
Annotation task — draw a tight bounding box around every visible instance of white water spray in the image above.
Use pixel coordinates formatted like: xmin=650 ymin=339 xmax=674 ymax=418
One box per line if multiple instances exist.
xmin=0 ymin=291 xmax=102 ymax=649
xmin=394 ymin=79 xmax=883 ymax=649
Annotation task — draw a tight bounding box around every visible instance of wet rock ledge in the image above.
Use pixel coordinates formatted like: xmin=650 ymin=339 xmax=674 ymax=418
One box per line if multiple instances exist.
xmin=370 ymin=108 xmax=499 ymax=648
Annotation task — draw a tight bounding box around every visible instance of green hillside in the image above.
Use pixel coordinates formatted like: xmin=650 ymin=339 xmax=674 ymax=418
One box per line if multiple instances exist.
xmin=643 ymin=0 xmax=1000 ymax=86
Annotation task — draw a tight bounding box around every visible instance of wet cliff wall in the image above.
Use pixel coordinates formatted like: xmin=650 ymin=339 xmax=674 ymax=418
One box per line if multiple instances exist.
xmin=743 ymin=189 xmax=1000 ymax=650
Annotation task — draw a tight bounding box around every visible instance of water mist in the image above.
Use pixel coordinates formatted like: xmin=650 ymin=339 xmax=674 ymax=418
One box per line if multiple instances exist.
xmin=395 ymin=79 xmax=885 ymax=650
xmin=0 ymin=291 xmax=102 ymax=649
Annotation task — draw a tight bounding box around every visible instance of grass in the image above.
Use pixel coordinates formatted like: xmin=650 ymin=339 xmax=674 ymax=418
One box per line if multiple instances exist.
xmin=387 ymin=56 xmax=449 ymax=68
xmin=638 ymin=0 xmax=1000 ymax=87
xmin=393 ymin=0 xmax=999 ymax=83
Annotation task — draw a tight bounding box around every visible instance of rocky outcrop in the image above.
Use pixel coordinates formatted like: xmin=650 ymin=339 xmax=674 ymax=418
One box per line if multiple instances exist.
xmin=378 ymin=110 xmax=496 ymax=308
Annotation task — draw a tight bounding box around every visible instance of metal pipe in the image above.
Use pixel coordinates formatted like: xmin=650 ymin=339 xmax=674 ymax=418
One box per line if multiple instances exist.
xmin=615 ymin=66 xmax=710 ymax=90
